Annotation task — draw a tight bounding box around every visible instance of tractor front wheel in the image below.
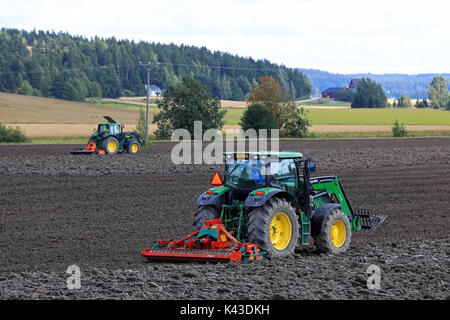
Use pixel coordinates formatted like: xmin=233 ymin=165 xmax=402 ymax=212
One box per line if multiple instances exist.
xmin=126 ymin=140 xmax=140 ymax=155
xmin=193 ymin=206 xmax=219 ymax=230
xmin=247 ymin=198 xmax=299 ymax=259
xmin=313 ymin=208 xmax=351 ymax=254
xmin=102 ymin=137 xmax=119 ymax=155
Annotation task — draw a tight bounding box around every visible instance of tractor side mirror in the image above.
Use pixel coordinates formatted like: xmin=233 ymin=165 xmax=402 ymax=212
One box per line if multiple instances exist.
xmin=309 ymin=161 xmax=316 ymax=172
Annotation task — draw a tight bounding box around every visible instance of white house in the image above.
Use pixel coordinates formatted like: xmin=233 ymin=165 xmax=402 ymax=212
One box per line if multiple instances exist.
xmin=145 ymin=84 xmax=164 ymax=97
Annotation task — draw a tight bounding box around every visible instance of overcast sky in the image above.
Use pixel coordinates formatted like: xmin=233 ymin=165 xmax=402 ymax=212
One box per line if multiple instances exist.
xmin=1 ymin=0 xmax=449 ymax=74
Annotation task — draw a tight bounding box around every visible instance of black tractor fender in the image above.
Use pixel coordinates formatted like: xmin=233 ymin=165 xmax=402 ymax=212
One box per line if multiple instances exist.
xmin=310 ymin=203 xmax=341 ymax=236
xmin=244 ymin=189 xmax=298 ymax=209
xmin=197 ymin=193 xmax=226 ymax=211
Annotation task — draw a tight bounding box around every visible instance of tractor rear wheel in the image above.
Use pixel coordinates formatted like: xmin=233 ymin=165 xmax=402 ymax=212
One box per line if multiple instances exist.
xmin=126 ymin=140 xmax=140 ymax=155
xmin=193 ymin=206 xmax=219 ymax=230
xmin=247 ymin=198 xmax=299 ymax=259
xmin=313 ymin=208 xmax=351 ymax=254
xmin=102 ymin=137 xmax=119 ymax=155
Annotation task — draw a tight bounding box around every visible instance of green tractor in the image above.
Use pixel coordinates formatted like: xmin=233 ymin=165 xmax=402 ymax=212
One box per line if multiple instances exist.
xmin=194 ymin=152 xmax=385 ymax=258
xmin=71 ymin=116 xmax=145 ymax=155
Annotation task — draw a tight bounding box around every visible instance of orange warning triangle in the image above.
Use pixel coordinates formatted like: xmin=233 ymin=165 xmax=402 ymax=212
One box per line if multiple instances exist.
xmin=211 ymin=172 xmax=223 ymax=186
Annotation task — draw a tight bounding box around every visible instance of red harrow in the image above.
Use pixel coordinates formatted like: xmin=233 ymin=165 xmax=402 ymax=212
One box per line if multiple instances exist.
xmin=71 ymin=141 xmax=105 ymax=155
xmin=141 ymin=219 xmax=264 ymax=263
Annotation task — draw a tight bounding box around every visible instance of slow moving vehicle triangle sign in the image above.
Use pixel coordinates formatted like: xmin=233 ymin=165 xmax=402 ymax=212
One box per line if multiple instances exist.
xmin=211 ymin=172 xmax=223 ymax=186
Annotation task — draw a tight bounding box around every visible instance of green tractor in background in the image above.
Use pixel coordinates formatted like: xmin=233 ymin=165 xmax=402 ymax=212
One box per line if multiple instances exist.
xmin=71 ymin=116 xmax=145 ymax=155
xmin=195 ymin=152 xmax=385 ymax=258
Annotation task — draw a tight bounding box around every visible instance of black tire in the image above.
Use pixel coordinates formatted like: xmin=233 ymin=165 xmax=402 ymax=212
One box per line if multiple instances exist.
xmin=193 ymin=206 xmax=219 ymax=230
xmin=313 ymin=208 xmax=351 ymax=254
xmin=126 ymin=139 xmax=140 ymax=155
xmin=247 ymin=198 xmax=299 ymax=259
xmin=102 ymin=136 xmax=119 ymax=155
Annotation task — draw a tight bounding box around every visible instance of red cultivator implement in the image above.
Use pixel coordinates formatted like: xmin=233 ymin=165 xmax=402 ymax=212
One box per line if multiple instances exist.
xmin=141 ymin=219 xmax=264 ymax=264
xmin=71 ymin=141 xmax=105 ymax=155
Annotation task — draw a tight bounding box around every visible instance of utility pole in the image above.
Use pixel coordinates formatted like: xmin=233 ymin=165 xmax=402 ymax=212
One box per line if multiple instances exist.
xmin=139 ymin=61 xmax=155 ymax=140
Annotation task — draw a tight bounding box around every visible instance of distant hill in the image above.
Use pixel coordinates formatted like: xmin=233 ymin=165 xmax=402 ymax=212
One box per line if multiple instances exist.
xmin=0 ymin=28 xmax=311 ymax=102
xmin=298 ymin=68 xmax=450 ymax=99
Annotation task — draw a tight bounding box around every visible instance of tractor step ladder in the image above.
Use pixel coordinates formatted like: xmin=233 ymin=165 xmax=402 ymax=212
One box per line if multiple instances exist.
xmin=300 ymin=212 xmax=310 ymax=244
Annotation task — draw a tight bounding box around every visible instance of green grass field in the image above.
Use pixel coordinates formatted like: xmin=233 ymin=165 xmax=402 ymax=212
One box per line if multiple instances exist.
xmin=307 ymin=108 xmax=450 ymax=125
xmin=92 ymin=98 xmax=450 ymax=126
xmin=298 ymin=98 xmax=351 ymax=107
xmin=224 ymin=108 xmax=450 ymax=126
xmin=86 ymin=99 xmax=160 ymax=112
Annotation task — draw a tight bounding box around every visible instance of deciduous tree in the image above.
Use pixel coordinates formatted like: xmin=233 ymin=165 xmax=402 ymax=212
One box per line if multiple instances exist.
xmin=428 ymin=76 xmax=449 ymax=109
xmin=153 ymin=76 xmax=226 ymax=139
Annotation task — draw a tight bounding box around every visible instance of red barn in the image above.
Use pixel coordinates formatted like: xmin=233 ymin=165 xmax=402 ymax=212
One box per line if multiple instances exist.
xmin=322 ymin=87 xmax=346 ymax=99
xmin=322 ymin=79 xmax=361 ymax=99
xmin=349 ymin=79 xmax=361 ymax=89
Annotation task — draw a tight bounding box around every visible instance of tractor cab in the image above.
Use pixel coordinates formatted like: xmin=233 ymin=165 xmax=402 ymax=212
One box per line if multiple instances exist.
xmin=223 ymin=152 xmax=304 ymax=198
xmin=97 ymin=123 xmax=121 ymax=135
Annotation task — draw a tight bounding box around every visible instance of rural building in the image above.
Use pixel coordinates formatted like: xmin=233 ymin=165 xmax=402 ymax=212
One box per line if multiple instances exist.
xmin=322 ymin=87 xmax=346 ymax=99
xmin=349 ymin=79 xmax=361 ymax=89
xmin=146 ymin=84 xmax=164 ymax=96
xmin=321 ymin=79 xmax=361 ymax=98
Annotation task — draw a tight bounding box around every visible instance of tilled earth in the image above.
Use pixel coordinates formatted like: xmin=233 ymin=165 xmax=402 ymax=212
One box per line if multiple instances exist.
xmin=0 ymin=138 xmax=449 ymax=299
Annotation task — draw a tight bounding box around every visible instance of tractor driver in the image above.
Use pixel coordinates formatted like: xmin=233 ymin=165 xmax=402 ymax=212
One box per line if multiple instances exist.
xmin=249 ymin=161 xmax=264 ymax=184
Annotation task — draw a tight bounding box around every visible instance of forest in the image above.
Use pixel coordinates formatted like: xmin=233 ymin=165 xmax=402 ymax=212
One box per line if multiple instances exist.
xmin=0 ymin=28 xmax=312 ymax=101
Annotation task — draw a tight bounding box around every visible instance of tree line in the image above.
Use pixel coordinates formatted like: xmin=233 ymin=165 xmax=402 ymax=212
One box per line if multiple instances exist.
xmin=335 ymin=76 xmax=449 ymax=109
xmin=151 ymin=76 xmax=311 ymax=140
xmin=0 ymin=28 xmax=312 ymax=102
xmin=299 ymin=68 xmax=450 ymax=99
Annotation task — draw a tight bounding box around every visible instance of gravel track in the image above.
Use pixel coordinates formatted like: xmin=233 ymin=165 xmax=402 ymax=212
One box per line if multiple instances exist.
xmin=0 ymin=138 xmax=449 ymax=299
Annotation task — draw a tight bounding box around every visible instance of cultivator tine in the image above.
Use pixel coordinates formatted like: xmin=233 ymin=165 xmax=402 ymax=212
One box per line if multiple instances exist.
xmin=355 ymin=209 xmax=387 ymax=230
xmin=142 ymin=248 xmax=240 ymax=263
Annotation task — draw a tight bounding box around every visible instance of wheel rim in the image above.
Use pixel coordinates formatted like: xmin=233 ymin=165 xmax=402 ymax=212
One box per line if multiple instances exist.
xmin=131 ymin=143 xmax=138 ymax=153
xmin=330 ymin=220 xmax=346 ymax=247
xmin=270 ymin=212 xmax=292 ymax=250
xmin=107 ymin=140 xmax=117 ymax=153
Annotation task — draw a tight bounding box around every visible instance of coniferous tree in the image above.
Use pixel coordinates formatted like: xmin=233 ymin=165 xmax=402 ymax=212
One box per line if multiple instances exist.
xmin=351 ymin=78 xmax=388 ymax=108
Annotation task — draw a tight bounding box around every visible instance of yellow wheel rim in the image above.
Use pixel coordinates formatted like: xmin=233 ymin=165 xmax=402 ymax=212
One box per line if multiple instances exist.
xmin=270 ymin=212 xmax=292 ymax=250
xmin=107 ymin=140 xmax=117 ymax=153
xmin=330 ymin=220 xmax=346 ymax=247
xmin=131 ymin=143 xmax=138 ymax=153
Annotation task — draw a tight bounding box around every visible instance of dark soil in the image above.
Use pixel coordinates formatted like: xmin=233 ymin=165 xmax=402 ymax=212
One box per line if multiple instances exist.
xmin=0 ymin=138 xmax=449 ymax=299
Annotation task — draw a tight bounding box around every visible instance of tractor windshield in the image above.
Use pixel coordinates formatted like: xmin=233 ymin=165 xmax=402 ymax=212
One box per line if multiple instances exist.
xmin=224 ymin=159 xmax=267 ymax=189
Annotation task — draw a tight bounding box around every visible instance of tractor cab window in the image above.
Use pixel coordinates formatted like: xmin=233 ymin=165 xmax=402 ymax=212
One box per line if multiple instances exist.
xmin=224 ymin=159 xmax=267 ymax=189
xmin=98 ymin=124 xmax=109 ymax=133
xmin=110 ymin=124 xmax=120 ymax=134
xmin=270 ymin=159 xmax=298 ymax=188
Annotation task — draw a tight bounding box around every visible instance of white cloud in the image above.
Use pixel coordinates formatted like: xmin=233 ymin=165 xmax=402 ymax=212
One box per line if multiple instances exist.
xmin=1 ymin=0 xmax=449 ymax=73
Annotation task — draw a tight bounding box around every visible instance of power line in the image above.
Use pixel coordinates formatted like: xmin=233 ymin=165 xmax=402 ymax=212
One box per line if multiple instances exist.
xmin=157 ymin=62 xmax=278 ymax=72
